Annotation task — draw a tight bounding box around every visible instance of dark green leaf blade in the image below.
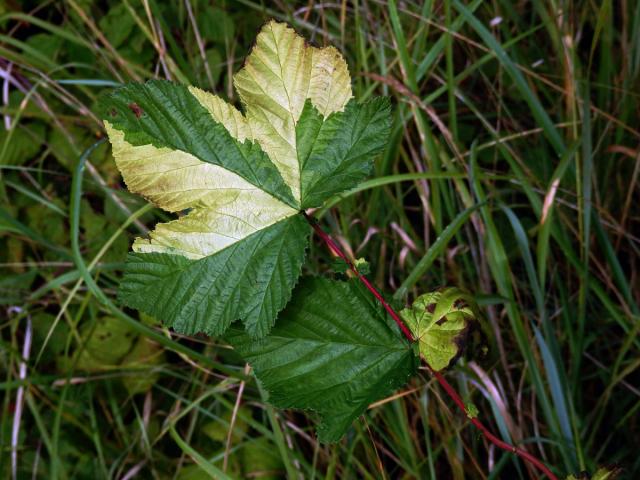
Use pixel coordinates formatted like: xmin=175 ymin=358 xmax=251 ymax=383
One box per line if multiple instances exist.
xmin=227 ymin=277 xmax=418 ymax=442
xmin=99 ymin=79 xmax=297 ymax=208
xmin=298 ymin=97 xmax=392 ymax=209
xmin=119 ymin=215 xmax=309 ymax=338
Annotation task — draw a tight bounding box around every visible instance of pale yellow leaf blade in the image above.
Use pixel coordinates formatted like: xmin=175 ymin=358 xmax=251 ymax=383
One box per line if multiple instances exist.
xmin=188 ymin=86 xmax=253 ymax=142
xmin=309 ymin=46 xmax=352 ymax=116
xmin=132 ymin=202 xmax=295 ymax=259
xmin=233 ymin=20 xmax=353 ymax=202
xmin=105 ymin=122 xmax=297 ymax=259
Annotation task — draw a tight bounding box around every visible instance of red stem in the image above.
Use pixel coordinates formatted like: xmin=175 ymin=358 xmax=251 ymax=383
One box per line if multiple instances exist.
xmin=304 ymin=213 xmax=558 ymax=480
xmin=304 ymin=214 xmax=415 ymax=341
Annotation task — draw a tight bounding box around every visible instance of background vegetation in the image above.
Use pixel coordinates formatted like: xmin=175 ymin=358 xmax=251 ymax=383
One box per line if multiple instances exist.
xmin=1 ymin=0 xmax=638 ymax=478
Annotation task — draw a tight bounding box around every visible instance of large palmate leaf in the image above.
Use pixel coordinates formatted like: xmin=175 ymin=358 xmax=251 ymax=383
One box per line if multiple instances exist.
xmin=100 ymin=20 xmax=391 ymax=337
xmin=227 ymin=278 xmax=418 ymax=442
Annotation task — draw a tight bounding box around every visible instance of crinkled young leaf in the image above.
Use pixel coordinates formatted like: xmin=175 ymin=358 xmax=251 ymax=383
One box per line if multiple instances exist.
xmin=566 ymin=467 xmax=622 ymax=480
xmin=99 ymin=20 xmax=392 ymax=337
xmin=399 ymin=288 xmax=480 ymax=371
xmin=227 ymin=278 xmax=418 ymax=442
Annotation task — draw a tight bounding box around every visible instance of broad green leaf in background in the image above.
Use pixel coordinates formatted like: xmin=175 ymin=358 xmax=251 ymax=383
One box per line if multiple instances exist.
xmin=201 ymin=406 xmax=250 ymax=443
xmin=75 ymin=316 xmax=136 ymax=369
xmin=53 ymin=316 xmax=165 ymax=395
xmin=227 ymin=278 xmax=418 ymax=442
xmin=400 ymin=287 xmax=482 ymax=371
xmin=0 ymin=124 xmax=45 ymax=165
xmin=239 ymin=438 xmax=285 ymax=480
xmin=100 ymin=21 xmax=391 ymax=337
xmin=120 ymin=337 xmax=166 ymax=395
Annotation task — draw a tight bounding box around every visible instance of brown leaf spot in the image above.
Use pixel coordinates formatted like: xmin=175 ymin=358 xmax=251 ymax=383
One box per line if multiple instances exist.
xmin=426 ymin=303 xmax=436 ymax=313
xmin=109 ymin=108 xmax=118 ymax=117
xmin=454 ymin=299 xmax=468 ymax=309
xmin=435 ymin=316 xmax=447 ymax=326
xmin=128 ymin=102 xmax=143 ymax=118
xmin=445 ymin=318 xmax=477 ymax=369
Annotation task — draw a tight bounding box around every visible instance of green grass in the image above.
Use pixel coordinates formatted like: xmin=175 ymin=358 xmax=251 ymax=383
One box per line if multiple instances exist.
xmin=1 ymin=0 xmax=639 ymax=478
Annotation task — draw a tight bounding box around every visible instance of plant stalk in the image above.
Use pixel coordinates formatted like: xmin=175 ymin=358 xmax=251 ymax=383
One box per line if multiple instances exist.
xmin=303 ymin=213 xmax=415 ymax=341
xmin=304 ymin=212 xmax=558 ymax=480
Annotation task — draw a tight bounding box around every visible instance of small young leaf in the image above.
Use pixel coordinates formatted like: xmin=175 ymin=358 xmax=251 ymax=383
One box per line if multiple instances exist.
xmin=227 ymin=277 xmax=418 ymax=442
xmin=566 ymin=467 xmax=622 ymax=480
xmin=400 ymin=287 xmax=481 ymax=371
xmin=353 ymin=257 xmax=371 ymax=275
xmin=465 ymin=402 xmax=479 ymax=419
xmin=100 ymin=20 xmax=392 ymax=337
xmin=330 ymin=257 xmax=370 ymax=275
